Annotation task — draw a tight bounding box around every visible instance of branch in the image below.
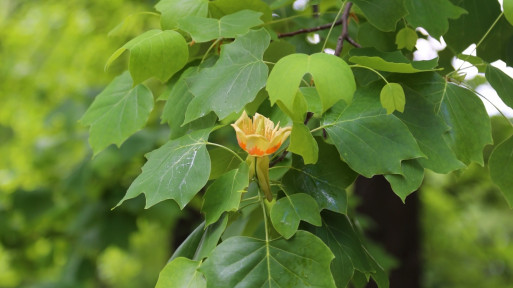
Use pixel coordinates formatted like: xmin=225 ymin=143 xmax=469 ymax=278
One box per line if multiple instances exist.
xmin=335 ymin=2 xmax=360 ymax=56
xmin=277 ymin=20 xmax=343 ymax=38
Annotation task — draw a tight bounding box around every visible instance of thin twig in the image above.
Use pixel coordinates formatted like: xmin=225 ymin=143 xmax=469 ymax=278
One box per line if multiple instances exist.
xmin=335 ymin=2 xmax=360 ymax=56
xmin=277 ymin=19 xmax=343 ymax=38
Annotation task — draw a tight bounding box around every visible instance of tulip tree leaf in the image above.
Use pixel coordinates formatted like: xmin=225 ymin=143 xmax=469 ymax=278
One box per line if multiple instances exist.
xmin=489 ymin=135 xmax=513 ymax=208
xmin=395 ymin=27 xmax=418 ymax=51
xmin=81 ymin=72 xmax=153 ymax=155
xmin=208 ymin=0 xmax=273 ymax=22
xmin=200 ymin=231 xmax=337 ymax=288
xmin=282 ymin=139 xmax=357 ymax=213
xmin=106 ymin=30 xmax=188 ymax=85
xmin=288 ymin=123 xmax=319 ymax=165
xmin=349 ymin=48 xmax=440 ymax=73
xmin=380 ymin=83 xmax=405 ymax=114
xmin=384 ymin=159 xmax=424 ymax=202
xmin=267 ymin=53 xmax=356 ymax=114
xmin=155 ymin=258 xmax=205 ymax=288
xmin=486 ymin=65 xmax=513 ymax=109
xmin=270 ymin=193 xmax=322 ymax=239
xmin=184 ymin=29 xmax=270 ymax=123
xmin=155 ymin=0 xmax=208 ymax=30
xmin=322 ymin=85 xmax=424 ymax=177
xmin=351 ymin=0 xmax=407 ymax=31
xmin=505 ymin=0 xmax=513 ymax=26
xmin=117 ymin=129 xmax=211 ymax=209
xmin=170 ymin=216 xmax=228 ymax=261
xmin=178 ymin=10 xmax=263 ymax=43
xmin=208 ymin=148 xmax=243 ymax=180
xmin=202 ymin=163 xmax=249 ymax=226
xmin=404 ymin=0 xmax=466 ymax=38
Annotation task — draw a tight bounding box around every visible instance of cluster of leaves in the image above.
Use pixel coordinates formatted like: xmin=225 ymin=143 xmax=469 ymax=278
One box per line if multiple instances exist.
xmin=82 ymin=0 xmax=513 ymax=287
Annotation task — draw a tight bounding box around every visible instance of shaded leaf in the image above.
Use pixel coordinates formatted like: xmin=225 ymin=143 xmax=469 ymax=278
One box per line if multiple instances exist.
xmin=489 ymin=135 xmax=513 ymax=208
xmin=395 ymin=27 xmax=417 ymax=51
xmin=288 ymin=122 xmax=319 ymax=164
xmin=81 ymin=72 xmax=153 ymax=154
xmin=208 ymin=0 xmax=273 ymax=22
xmin=117 ymin=129 xmax=211 ymax=209
xmin=282 ymin=139 xmax=357 ymax=213
xmin=380 ymin=83 xmax=405 ymax=114
xmin=208 ymin=147 xmax=243 ymax=180
xmin=384 ymin=160 xmax=424 ymax=202
xmin=178 ymin=10 xmax=263 ymax=43
xmin=200 ymin=231 xmax=336 ymax=287
xmin=155 ymin=0 xmax=208 ymax=30
xmin=202 ymin=163 xmax=249 ymax=226
xmin=156 ymin=258 xmax=205 ymax=288
xmin=322 ymin=85 xmax=424 ymax=177
xmin=351 ymin=0 xmax=407 ymax=31
xmin=270 ymin=193 xmax=322 ymax=239
xmin=349 ymin=48 xmax=439 ymax=73
xmin=267 ymin=53 xmax=356 ymax=113
xmin=404 ymin=0 xmax=466 ymax=38
xmin=486 ymin=64 xmax=513 ymax=109
xmin=184 ymin=29 xmax=270 ymax=123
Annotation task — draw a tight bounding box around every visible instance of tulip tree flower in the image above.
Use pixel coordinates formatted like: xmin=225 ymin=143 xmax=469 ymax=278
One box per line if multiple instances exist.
xmin=231 ymin=111 xmax=291 ymax=201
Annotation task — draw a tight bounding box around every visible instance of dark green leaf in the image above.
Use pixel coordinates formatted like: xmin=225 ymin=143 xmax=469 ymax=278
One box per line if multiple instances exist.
xmin=351 ymin=0 xmax=407 ymax=31
xmin=404 ymin=0 xmax=466 ymax=38
xmin=155 ymin=0 xmax=208 ymax=30
xmin=179 ymin=10 xmax=263 ymax=43
xmin=202 ymin=163 xmax=249 ymax=226
xmin=106 ymin=30 xmax=188 ymax=85
xmin=270 ymin=193 xmax=322 ymax=239
xmin=322 ymin=85 xmax=424 ymax=177
xmin=208 ymin=147 xmax=243 ymax=180
xmin=349 ymin=48 xmax=440 ymax=73
xmin=200 ymin=231 xmax=336 ymax=287
xmin=384 ymin=160 xmax=424 ymax=202
xmin=117 ymin=129 xmax=211 ymax=209
xmin=184 ymin=29 xmax=270 ymax=123
xmin=81 ymin=72 xmax=153 ymax=154
xmin=395 ymin=27 xmax=418 ymax=51
xmin=489 ymin=135 xmax=513 ymax=208
xmin=156 ymin=258 xmax=205 ymax=288
xmin=288 ymin=122 xmax=319 ymax=164
xmin=282 ymin=139 xmax=357 ymax=213
xmin=486 ymin=65 xmax=513 ymax=109
xmin=380 ymin=83 xmax=405 ymax=114
xmin=267 ymin=53 xmax=356 ymax=113
xmin=208 ymin=0 xmax=273 ymax=22
xmin=358 ymin=22 xmax=397 ymax=52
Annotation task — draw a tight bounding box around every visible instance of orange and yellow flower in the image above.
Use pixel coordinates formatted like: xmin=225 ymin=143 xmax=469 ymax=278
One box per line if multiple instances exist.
xmin=231 ymin=111 xmax=291 ymax=157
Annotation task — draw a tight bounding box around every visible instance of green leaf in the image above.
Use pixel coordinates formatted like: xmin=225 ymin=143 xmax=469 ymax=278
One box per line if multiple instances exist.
xmin=200 ymin=231 xmax=336 ymax=287
xmin=404 ymin=0 xmax=466 ymax=38
xmin=349 ymin=48 xmax=440 ymax=73
xmin=208 ymin=147 xmax=243 ymax=180
xmin=106 ymin=30 xmax=188 ymax=85
xmin=170 ymin=216 xmax=228 ymax=261
xmin=184 ymin=29 xmax=270 ymax=123
xmin=270 ymin=193 xmax=322 ymax=239
xmin=395 ymin=27 xmax=418 ymax=51
xmin=267 ymin=53 xmax=356 ymax=114
xmin=202 ymin=163 xmax=249 ymax=226
xmin=282 ymin=139 xmax=357 ymax=213
xmin=288 ymin=122 xmax=319 ymax=164
xmin=380 ymin=83 xmax=405 ymax=114
xmin=489 ymin=135 xmax=513 ymax=208
xmin=208 ymin=0 xmax=273 ymax=22
xmin=392 ymin=83 xmax=465 ymax=174
xmin=178 ymin=10 xmax=263 ymax=43
xmin=155 ymin=0 xmax=208 ymax=30
xmin=156 ymin=258 xmax=205 ymax=288
xmin=441 ymin=84 xmax=493 ymax=165
xmin=505 ymin=0 xmax=513 ymax=26
xmin=358 ymin=22 xmax=397 ymax=52
xmin=457 ymin=54 xmax=487 ymax=73
xmin=384 ymin=160 xmax=424 ymax=202
xmin=351 ymin=0 xmax=407 ymax=31
xmin=486 ymin=65 xmax=513 ymax=109
xmin=117 ymin=129 xmax=211 ymax=209
xmin=81 ymin=72 xmax=153 ymax=154
xmin=322 ymin=84 xmax=424 ymax=177
xmin=300 ymin=87 xmax=323 ymax=116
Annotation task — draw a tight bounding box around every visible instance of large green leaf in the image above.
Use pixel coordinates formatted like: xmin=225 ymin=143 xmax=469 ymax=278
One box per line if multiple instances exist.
xmin=404 ymin=0 xmax=466 ymax=38
xmin=349 ymin=48 xmax=440 ymax=73
xmin=288 ymin=122 xmax=319 ymax=164
xmin=485 ymin=65 xmax=513 ymax=109
xmin=106 ymin=30 xmax=188 ymax=85
xmin=183 ymin=29 xmax=270 ymax=123
xmin=178 ymin=10 xmax=263 ymax=43
xmin=202 ymin=163 xmax=249 ymax=226
xmin=270 ymin=193 xmax=322 ymax=239
xmin=200 ymin=231 xmax=336 ymax=287
xmin=208 ymin=0 xmax=273 ymax=22
xmin=322 ymin=85 xmax=424 ymax=177
xmin=117 ymin=129 xmax=211 ymax=209
xmin=170 ymin=216 xmax=228 ymax=261
xmin=282 ymin=139 xmax=357 ymax=213
xmin=384 ymin=159 xmax=424 ymax=202
xmin=351 ymin=0 xmax=407 ymax=31
xmin=155 ymin=0 xmax=208 ymax=30
xmin=489 ymin=135 xmax=513 ymax=208
xmin=81 ymin=72 xmax=153 ymax=154
xmin=392 ymin=84 xmax=465 ymax=174
xmin=267 ymin=53 xmax=356 ymax=114
xmin=156 ymin=258 xmax=205 ymax=288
